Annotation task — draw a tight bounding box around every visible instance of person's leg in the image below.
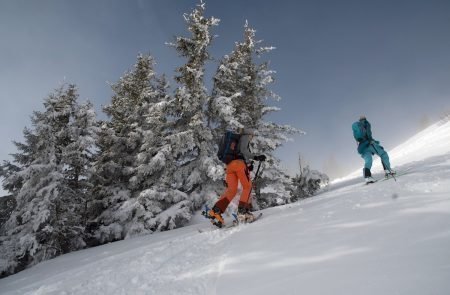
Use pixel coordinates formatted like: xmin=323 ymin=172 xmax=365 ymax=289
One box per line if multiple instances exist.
xmin=372 ymin=143 xmax=391 ymax=171
xmin=361 ymin=146 xmax=375 ymax=179
xmin=235 ymin=161 xmax=252 ymax=209
xmin=361 ymin=147 xmax=374 ymax=177
xmin=214 ymin=162 xmax=239 ymax=213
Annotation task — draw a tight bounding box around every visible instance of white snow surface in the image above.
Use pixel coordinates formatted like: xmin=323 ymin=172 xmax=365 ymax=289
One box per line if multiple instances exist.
xmin=1 ymin=121 xmax=450 ymax=294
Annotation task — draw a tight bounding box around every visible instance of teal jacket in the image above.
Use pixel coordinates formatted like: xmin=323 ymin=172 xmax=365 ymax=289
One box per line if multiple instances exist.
xmin=352 ymin=119 xmax=378 ymax=154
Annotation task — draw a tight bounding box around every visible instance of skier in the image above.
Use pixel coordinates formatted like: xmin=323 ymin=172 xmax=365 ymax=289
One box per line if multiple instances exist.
xmin=207 ymin=128 xmax=266 ymax=226
xmin=352 ymin=116 xmax=395 ymax=184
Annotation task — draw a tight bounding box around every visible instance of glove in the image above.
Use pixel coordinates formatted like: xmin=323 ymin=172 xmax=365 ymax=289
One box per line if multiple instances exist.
xmin=247 ymin=161 xmax=254 ymax=172
xmin=254 ymin=155 xmax=266 ymax=162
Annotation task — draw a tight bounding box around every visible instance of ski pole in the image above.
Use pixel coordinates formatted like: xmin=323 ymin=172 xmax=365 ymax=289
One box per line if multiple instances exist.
xmin=246 ymin=160 xmax=263 ymax=200
xmin=253 ymin=160 xmax=263 ymax=182
xmin=236 ymin=160 xmax=263 ymax=222
xmin=236 ymin=160 xmax=263 ymax=218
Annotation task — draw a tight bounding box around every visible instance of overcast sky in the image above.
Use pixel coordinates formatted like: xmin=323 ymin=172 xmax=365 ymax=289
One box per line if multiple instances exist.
xmin=1 ymin=0 xmax=450 ymax=189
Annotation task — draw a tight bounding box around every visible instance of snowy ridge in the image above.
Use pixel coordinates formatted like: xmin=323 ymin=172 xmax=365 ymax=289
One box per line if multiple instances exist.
xmin=1 ymin=122 xmax=450 ymax=294
xmin=389 ymin=120 xmax=450 ymax=165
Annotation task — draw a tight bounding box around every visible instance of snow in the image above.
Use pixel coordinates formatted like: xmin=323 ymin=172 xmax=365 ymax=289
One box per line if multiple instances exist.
xmin=1 ymin=121 xmax=450 ymax=294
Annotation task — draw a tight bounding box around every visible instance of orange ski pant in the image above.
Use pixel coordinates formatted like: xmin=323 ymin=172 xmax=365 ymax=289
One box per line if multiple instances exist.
xmin=214 ymin=160 xmax=252 ymax=213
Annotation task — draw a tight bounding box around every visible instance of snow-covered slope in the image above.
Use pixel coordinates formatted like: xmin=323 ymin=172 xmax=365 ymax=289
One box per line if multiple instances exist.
xmin=1 ymin=122 xmax=450 ymax=295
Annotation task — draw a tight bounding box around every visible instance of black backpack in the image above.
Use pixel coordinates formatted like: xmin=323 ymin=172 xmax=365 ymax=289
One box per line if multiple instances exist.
xmin=217 ymin=130 xmax=241 ymax=164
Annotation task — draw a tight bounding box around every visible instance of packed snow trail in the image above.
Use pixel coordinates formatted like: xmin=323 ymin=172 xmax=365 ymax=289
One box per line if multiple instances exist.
xmin=1 ymin=122 xmax=450 ymax=294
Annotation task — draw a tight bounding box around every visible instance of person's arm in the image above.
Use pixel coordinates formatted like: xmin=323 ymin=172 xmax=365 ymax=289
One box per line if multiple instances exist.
xmin=239 ymin=134 xmax=266 ymax=162
xmin=366 ymin=121 xmax=374 ymax=141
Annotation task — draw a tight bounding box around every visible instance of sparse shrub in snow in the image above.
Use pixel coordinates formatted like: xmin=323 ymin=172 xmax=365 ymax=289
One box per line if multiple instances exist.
xmin=291 ymin=155 xmax=329 ymax=201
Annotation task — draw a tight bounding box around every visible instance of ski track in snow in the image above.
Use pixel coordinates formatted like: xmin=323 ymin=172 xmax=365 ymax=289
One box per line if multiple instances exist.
xmin=1 ymin=122 xmax=450 ymax=294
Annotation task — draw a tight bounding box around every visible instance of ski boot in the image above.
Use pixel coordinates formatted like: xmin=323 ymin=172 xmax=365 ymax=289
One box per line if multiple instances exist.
xmin=202 ymin=206 xmax=224 ymax=228
xmin=237 ymin=206 xmax=255 ymax=223
xmin=365 ymin=176 xmax=376 ymax=184
xmin=363 ymin=168 xmax=375 ymax=184
xmin=384 ymin=169 xmax=396 ymax=179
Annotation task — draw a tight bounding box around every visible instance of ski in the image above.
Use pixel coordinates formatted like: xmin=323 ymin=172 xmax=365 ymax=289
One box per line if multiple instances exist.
xmin=365 ymin=167 xmax=414 ymax=185
xmin=197 ymin=216 xmax=258 ymax=233
xmin=234 ymin=212 xmax=263 ymax=225
xmin=378 ymin=167 xmax=414 ymax=182
xmin=199 ymin=206 xmax=263 ymax=233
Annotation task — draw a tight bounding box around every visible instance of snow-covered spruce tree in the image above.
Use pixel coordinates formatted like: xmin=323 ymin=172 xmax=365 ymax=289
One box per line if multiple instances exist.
xmin=160 ymin=2 xmax=223 ymax=216
xmin=0 ymin=85 xmax=95 ymax=277
xmin=130 ymin=74 xmax=171 ymax=191
xmin=291 ymin=155 xmax=329 ymax=201
xmin=0 ymin=195 xmax=15 ymax=230
xmin=65 ymin=100 xmax=99 ymax=225
xmin=89 ymin=54 xmax=180 ymax=243
xmin=208 ymin=22 xmax=262 ymax=133
xmin=209 ymin=22 xmax=300 ymax=209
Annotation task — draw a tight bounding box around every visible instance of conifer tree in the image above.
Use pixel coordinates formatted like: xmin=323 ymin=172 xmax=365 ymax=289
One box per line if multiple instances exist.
xmin=0 ymin=85 xmax=95 ymax=277
xmin=65 ymin=100 xmax=99 ymax=225
xmin=210 ymin=22 xmax=300 ymax=208
xmin=118 ymin=74 xmax=184 ymax=237
xmin=131 ymin=74 xmax=171 ymax=192
xmin=160 ymin=1 xmax=223 ymax=213
xmin=89 ymin=54 xmax=182 ymax=242
xmin=116 ymin=3 xmax=226 ymax=236
xmin=92 ymin=54 xmax=159 ymax=195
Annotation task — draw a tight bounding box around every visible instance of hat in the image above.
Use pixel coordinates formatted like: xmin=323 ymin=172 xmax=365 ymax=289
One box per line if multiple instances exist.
xmin=359 ymin=115 xmax=367 ymax=121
